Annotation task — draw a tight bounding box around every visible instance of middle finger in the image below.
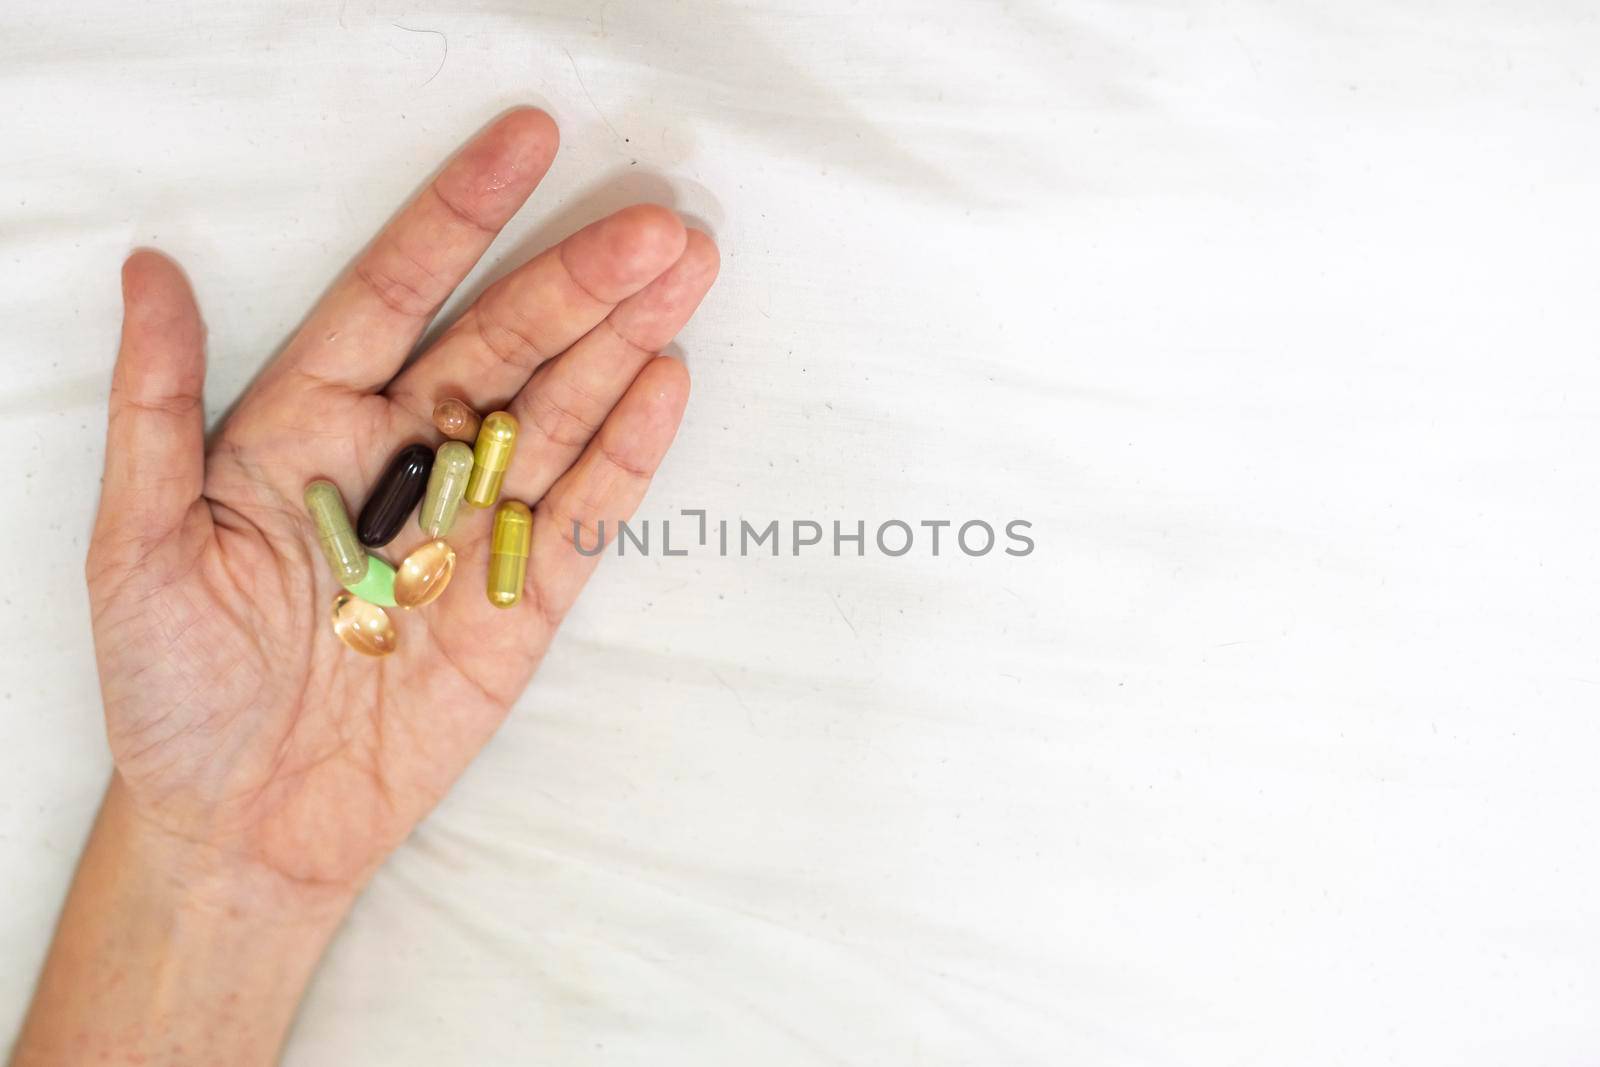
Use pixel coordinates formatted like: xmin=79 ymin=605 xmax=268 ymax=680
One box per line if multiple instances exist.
xmin=386 ymin=203 xmax=686 ymax=419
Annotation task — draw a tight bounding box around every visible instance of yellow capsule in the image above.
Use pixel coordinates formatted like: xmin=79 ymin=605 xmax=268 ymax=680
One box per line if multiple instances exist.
xmin=465 ymin=411 xmax=517 ymax=508
xmin=304 ymin=480 xmax=368 ymax=586
xmin=486 ymin=500 xmax=532 ymax=608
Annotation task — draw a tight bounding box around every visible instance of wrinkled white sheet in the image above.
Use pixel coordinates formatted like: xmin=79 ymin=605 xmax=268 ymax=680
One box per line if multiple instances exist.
xmin=3 ymin=1 xmax=1600 ymax=1063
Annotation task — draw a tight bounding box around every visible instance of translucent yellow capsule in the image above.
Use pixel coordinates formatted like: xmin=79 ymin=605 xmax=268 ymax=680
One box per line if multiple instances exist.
xmin=486 ymin=500 xmax=532 ymax=608
xmin=419 ymin=441 xmax=474 ymax=539
xmin=304 ymin=480 xmax=368 ymax=586
xmin=432 ymin=396 xmax=481 ymax=442
xmin=465 ymin=411 xmax=517 ymax=508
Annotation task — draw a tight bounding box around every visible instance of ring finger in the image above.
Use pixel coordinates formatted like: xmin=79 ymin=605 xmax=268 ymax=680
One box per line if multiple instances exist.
xmin=499 ymin=229 xmax=719 ymax=503
xmin=385 ymin=204 xmax=687 ymax=420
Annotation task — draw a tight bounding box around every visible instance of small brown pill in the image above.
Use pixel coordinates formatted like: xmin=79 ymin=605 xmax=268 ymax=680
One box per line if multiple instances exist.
xmin=432 ymin=397 xmax=481 ymax=442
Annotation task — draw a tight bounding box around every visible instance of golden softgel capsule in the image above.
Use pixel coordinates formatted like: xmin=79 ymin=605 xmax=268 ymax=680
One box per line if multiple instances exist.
xmin=465 ymin=411 xmax=517 ymax=508
xmin=330 ymin=591 xmax=396 ymax=656
xmin=394 ymin=539 xmax=456 ymax=610
xmin=304 ymin=480 xmax=368 ymax=586
xmin=486 ymin=500 xmax=532 ymax=608
xmin=432 ymin=397 xmax=481 ymax=442
xmin=419 ymin=441 xmax=474 ymax=539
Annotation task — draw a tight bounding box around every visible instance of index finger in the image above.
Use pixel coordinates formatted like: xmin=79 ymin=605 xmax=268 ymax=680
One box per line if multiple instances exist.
xmin=285 ymin=107 xmax=559 ymax=393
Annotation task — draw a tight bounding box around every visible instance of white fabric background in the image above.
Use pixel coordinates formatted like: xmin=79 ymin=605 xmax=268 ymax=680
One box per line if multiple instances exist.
xmin=2 ymin=1 xmax=1598 ymax=1063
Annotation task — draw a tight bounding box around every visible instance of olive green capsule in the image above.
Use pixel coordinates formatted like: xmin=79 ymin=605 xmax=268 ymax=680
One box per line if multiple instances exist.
xmin=486 ymin=500 xmax=532 ymax=608
xmin=419 ymin=441 xmax=474 ymax=539
xmin=304 ymin=480 xmax=368 ymax=586
xmin=465 ymin=411 xmax=517 ymax=508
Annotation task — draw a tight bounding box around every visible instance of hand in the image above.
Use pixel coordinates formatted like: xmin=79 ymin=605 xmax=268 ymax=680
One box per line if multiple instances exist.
xmin=91 ymin=108 xmax=717 ymax=887
xmin=11 ymin=108 xmax=717 ymax=1065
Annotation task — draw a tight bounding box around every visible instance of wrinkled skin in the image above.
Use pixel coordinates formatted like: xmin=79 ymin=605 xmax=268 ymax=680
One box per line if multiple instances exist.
xmin=86 ymin=108 xmax=719 ymax=890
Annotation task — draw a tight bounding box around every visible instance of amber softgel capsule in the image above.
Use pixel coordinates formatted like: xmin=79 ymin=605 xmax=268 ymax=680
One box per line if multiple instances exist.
xmin=304 ymin=480 xmax=368 ymax=586
xmin=331 ymin=592 xmax=396 ymax=657
xmin=465 ymin=411 xmax=517 ymax=508
xmin=486 ymin=500 xmax=532 ymax=608
xmin=419 ymin=441 xmax=474 ymax=539
xmin=394 ymin=539 xmax=456 ymax=610
xmin=432 ymin=397 xmax=481 ymax=442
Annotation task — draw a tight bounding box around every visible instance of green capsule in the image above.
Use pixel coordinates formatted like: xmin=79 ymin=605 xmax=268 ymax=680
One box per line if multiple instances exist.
xmin=304 ymin=480 xmax=368 ymax=586
xmin=419 ymin=441 xmax=474 ymax=539
xmin=343 ymin=555 xmax=397 ymax=608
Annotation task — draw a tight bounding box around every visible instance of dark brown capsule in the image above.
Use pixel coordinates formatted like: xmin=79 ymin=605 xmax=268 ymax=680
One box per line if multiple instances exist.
xmin=357 ymin=443 xmax=434 ymax=547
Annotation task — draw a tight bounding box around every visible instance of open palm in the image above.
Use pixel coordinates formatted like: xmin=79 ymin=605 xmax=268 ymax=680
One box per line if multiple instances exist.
xmin=86 ymin=109 xmax=718 ymax=888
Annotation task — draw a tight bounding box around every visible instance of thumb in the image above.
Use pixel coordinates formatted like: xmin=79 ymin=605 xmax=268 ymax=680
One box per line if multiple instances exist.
xmin=92 ymin=250 xmax=207 ymax=565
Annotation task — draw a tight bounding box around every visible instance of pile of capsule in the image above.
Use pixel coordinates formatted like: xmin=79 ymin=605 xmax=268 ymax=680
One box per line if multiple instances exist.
xmin=304 ymin=398 xmax=531 ymax=656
